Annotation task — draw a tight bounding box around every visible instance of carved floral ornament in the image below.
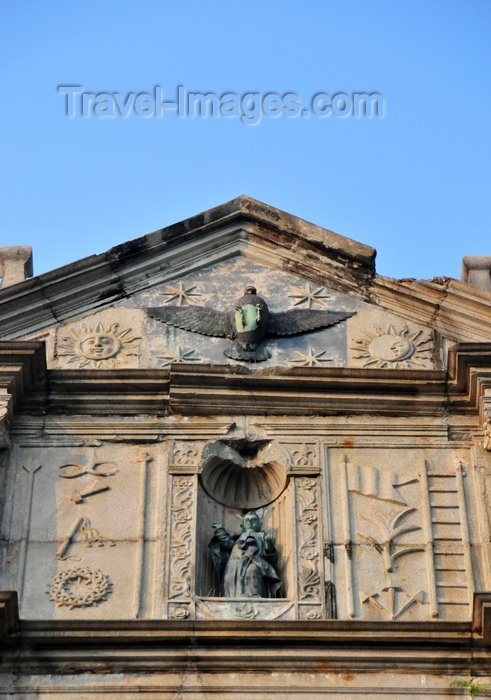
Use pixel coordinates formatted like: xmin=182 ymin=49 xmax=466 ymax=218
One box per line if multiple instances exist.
xmin=169 ymin=605 xmax=190 ymax=619
xmin=57 ymin=322 xmax=141 ymax=368
xmin=296 ymin=477 xmax=321 ymax=603
xmin=234 ymin=603 xmax=259 ymax=619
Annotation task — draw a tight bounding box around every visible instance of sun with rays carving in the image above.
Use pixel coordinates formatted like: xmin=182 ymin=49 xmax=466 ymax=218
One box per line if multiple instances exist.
xmin=57 ymin=322 xmax=141 ymax=369
xmin=351 ymin=324 xmax=433 ymax=369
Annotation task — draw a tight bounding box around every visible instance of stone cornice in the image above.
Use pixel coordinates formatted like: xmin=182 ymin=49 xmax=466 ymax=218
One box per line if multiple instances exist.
xmin=0 ymin=608 xmax=489 ymax=675
xmin=45 ymin=369 xmax=170 ymax=415
xmin=371 ymin=275 xmax=491 ymax=343
xmin=168 ymin=363 xmax=448 ymax=416
xmin=1 ymin=342 xmax=491 ymax=419
xmin=2 ymin=593 xmax=489 ymax=675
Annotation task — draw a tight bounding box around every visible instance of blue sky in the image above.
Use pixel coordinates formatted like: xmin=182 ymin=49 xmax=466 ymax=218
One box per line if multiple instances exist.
xmin=1 ymin=1 xmax=490 ymax=281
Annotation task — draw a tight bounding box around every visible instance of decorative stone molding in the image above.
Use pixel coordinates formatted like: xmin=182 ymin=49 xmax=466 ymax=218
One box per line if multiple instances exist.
xmin=299 ymin=605 xmax=322 ymax=620
xmin=194 ymin=599 xmax=295 ymax=621
xmin=282 ymin=441 xmax=319 ymax=474
xmin=473 ymin=592 xmax=491 ymax=643
xmin=168 ymin=603 xmax=191 ymax=619
xmin=169 ymin=440 xmax=204 ymax=472
xmin=233 ymin=603 xmax=259 ymax=619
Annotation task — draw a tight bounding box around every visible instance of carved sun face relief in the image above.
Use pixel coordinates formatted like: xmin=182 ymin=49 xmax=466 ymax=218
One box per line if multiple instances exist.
xmin=57 ymin=322 xmax=141 ymax=368
xmin=351 ymin=324 xmax=433 ymax=369
xmin=79 ymin=333 xmax=120 ymax=359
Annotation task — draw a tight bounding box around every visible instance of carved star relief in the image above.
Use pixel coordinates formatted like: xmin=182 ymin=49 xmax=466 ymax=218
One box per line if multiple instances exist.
xmin=288 ymin=348 xmax=333 ymax=367
xmin=147 ymin=285 xmax=355 ymax=363
xmin=288 ymin=283 xmax=332 ymax=308
xmin=158 ymin=345 xmax=200 ymax=367
xmin=159 ymin=283 xmax=202 ymax=306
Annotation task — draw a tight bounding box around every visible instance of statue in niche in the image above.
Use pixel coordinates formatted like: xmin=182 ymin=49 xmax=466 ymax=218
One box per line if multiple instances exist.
xmin=209 ymin=512 xmax=281 ymax=598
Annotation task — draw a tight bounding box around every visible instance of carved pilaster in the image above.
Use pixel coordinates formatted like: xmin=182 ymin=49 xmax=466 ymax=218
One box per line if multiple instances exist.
xmin=168 ymin=476 xmax=196 ymax=603
xmin=481 ymin=390 xmax=491 ymax=450
xmin=0 ymin=395 xmax=11 ymax=450
xmin=295 ymin=476 xmax=322 ymax=615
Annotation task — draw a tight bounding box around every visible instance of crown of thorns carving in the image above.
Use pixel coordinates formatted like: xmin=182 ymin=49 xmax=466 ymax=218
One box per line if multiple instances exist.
xmin=49 ymin=567 xmax=112 ymax=609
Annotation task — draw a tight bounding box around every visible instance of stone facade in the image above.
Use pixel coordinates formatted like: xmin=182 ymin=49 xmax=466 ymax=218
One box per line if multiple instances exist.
xmin=0 ymin=196 xmax=491 ymax=697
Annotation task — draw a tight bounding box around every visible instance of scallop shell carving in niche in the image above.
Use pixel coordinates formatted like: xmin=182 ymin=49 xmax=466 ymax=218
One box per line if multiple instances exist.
xmin=200 ymin=442 xmax=287 ymax=509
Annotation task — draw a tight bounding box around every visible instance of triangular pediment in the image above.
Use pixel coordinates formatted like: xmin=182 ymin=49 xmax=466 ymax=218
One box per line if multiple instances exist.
xmin=0 ymin=196 xmax=490 ymax=374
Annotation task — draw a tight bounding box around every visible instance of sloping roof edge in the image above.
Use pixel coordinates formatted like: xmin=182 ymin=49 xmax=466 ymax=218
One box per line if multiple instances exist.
xmin=0 ymin=196 xmax=490 ymax=342
xmin=0 ymin=196 xmax=376 ymax=338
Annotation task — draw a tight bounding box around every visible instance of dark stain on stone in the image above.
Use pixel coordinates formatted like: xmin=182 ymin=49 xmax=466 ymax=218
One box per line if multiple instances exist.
xmin=96 ymin=279 xmax=126 ymax=302
xmin=244 ymin=201 xmax=282 ymax=221
xmin=108 ymin=237 xmax=149 ymax=262
xmin=314 ymin=661 xmax=333 ymax=672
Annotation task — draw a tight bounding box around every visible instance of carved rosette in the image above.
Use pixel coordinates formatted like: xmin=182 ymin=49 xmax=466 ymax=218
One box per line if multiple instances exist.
xmin=295 ymin=476 xmax=322 ymax=603
xmin=168 ymin=476 xmax=195 ymax=600
xmin=168 ymin=603 xmax=191 ymax=619
xmin=234 ymin=603 xmax=259 ymax=619
xmin=299 ymin=606 xmax=322 ymax=620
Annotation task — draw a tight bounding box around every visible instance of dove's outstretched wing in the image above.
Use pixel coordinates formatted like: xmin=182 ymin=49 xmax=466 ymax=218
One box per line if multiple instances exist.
xmin=267 ymin=309 xmax=355 ymax=336
xmin=146 ymin=305 xmax=232 ymax=337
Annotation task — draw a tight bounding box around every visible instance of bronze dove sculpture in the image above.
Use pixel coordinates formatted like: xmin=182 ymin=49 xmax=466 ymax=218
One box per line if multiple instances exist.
xmin=146 ymin=285 xmax=355 ymax=362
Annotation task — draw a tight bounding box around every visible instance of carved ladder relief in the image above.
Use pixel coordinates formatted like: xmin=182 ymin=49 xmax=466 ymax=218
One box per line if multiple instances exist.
xmin=420 ymin=459 xmax=475 ymax=617
xmin=336 ymin=454 xmax=476 ymax=621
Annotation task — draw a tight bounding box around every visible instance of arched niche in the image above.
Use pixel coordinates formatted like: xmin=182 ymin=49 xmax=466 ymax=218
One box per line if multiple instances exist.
xmin=194 ymin=439 xmax=292 ymax=600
